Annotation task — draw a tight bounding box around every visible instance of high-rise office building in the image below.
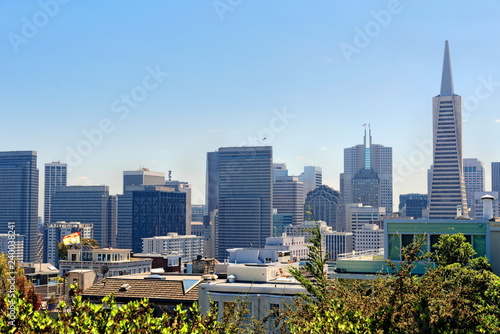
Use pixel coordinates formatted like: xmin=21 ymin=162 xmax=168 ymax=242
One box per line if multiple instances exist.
xmin=340 ymin=127 xmax=392 ymax=215
xmin=0 ymin=151 xmax=39 ymax=262
xmin=215 ymin=146 xmax=273 ymax=261
xmin=304 ymin=185 xmax=341 ymax=230
xmin=165 ymin=180 xmax=192 ymax=235
xmin=463 ymin=158 xmax=485 ymax=211
xmin=298 ymin=166 xmax=322 ymax=201
xmin=205 ymin=151 xmax=219 ymax=226
xmin=51 ymin=186 xmax=117 ymax=248
xmin=131 ymin=186 xmax=186 ymax=253
xmin=122 ymin=168 xmax=165 ymax=193
xmin=117 ymin=169 xmax=166 ymax=249
xmin=44 ymin=162 xmax=67 ymax=226
xmin=273 ymin=176 xmax=304 ymax=224
xmin=428 ymin=41 xmax=468 ymax=219
xmin=273 ymin=163 xmax=289 ymax=181
xmin=399 ymin=193 xmax=428 ymax=219
xmin=492 ymin=162 xmax=500 ymax=194
xmin=345 ymin=203 xmax=385 ymax=233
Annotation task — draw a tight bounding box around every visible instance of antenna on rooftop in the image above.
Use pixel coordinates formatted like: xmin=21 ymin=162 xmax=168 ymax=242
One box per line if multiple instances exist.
xmin=168 ymin=170 xmax=172 ymax=181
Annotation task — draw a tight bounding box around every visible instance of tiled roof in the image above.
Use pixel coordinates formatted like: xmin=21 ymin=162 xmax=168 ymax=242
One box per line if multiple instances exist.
xmin=82 ymin=278 xmax=200 ymax=302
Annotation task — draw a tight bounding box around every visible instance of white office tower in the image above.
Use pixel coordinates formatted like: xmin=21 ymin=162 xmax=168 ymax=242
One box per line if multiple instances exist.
xmin=273 ymin=176 xmax=304 ymax=224
xmin=345 ymin=203 xmax=385 ymax=233
xmin=463 ymin=158 xmax=485 ymax=211
xmin=141 ymin=233 xmax=204 ymax=264
xmin=284 ymin=220 xmax=353 ymax=260
xmin=299 ymin=166 xmax=322 ymax=202
xmin=353 ymin=224 xmax=384 ymax=253
xmin=428 ymin=41 xmax=468 ymax=219
xmin=273 ymin=163 xmax=289 ymax=181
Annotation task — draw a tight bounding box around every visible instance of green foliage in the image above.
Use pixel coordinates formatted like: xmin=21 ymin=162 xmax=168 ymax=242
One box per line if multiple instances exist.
xmin=284 ymin=232 xmax=500 ymax=333
xmin=288 ymin=223 xmax=331 ymax=304
xmin=431 ymin=233 xmax=476 ymax=266
xmin=0 ymin=233 xmax=499 ymax=333
xmin=0 ymin=253 xmax=41 ymax=311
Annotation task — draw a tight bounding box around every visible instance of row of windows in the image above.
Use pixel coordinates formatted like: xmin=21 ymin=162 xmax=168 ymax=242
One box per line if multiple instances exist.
xmin=389 ymin=233 xmax=486 ymax=261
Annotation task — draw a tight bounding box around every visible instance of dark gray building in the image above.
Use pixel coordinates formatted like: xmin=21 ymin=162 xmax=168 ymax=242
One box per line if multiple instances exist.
xmin=131 ymin=186 xmax=186 ymax=253
xmin=44 ymin=162 xmax=67 ymax=226
xmin=351 ymin=168 xmax=380 ymax=208
xmin=399 ymin=193 xmax=428 ymax=219
xmin=205 ymin=151 xmax=219 ymax=226
xmin=493 ymin=162 xmax=500 ymax=194
xmin=0 ymin=151 xmax=39 ymax=262
xmin=340 ymin=127 xmax=392 ymax=215
xmin=215 ymin=146 xmax=273 ymax=261
xmin=51 ymin=186 xmax=117 ymax=248
xmin=117 ymin=169 xmax=166 ymax=249
xmin=304 ymin=185 xmax=341 ymax=230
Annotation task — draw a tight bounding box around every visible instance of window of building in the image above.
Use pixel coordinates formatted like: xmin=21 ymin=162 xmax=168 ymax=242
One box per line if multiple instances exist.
xmin=223 ymin=301 xmax=252 ymax=320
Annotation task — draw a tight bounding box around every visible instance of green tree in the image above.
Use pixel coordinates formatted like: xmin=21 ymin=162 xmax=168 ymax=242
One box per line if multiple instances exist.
xmin=0 ymin=253 xmax=41 ymax=312
xmin=431 ymin=233 xmax=476 ymax=266
xmin=288 ymin=222 xmax=331 ymax=303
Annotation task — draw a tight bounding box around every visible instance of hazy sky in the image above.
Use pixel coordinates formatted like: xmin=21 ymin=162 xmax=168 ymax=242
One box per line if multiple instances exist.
xmin=1 ymin=1 xmax=499 ymax=211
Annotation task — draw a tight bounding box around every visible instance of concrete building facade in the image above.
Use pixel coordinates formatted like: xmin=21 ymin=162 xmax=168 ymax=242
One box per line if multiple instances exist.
xmin=428 ymin=41 xmax=468 ymax=219
xmin=141 ymin=233 xmax=204 ymax=263
xmin=463 ymin=158 xmax=485 ymax=210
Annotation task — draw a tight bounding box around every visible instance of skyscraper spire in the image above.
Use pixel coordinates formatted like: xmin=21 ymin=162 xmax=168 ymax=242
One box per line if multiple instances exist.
xmin=429 ymin=41 xmax=468 ymax=219
xmin=440 ymin=40 xmax=454 ymax=96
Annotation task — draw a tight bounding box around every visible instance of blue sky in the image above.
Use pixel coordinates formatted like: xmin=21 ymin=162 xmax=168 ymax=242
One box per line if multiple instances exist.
xmin=1 ymin=1 xmax=499 ymax=211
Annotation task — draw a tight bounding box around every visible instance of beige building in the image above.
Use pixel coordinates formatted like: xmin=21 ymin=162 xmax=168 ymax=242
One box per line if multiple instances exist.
xmin=59 ymin=248 xmax=152 ymax=278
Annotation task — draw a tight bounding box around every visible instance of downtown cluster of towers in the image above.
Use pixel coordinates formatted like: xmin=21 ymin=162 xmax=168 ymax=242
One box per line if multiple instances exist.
xmin=1 ymin=41 xmax=499 ymax=265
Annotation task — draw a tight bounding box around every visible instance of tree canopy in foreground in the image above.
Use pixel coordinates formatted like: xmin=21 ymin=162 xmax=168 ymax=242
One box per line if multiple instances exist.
xmin=0 ymin=231 xmax=499 ymax=333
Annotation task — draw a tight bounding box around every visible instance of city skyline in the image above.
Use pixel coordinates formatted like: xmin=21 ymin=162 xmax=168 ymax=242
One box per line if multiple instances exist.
xmin=1 ymin=2 xmax=500 ymax=211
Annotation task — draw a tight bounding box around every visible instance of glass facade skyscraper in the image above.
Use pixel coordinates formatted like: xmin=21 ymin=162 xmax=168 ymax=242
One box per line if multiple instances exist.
xmin=131 ymin=186 xmax=186 ymax=253
xmin=492 ymin=162 xmax=500 ymax=194
xmin=51 ymin=186 xmax=117 ymax=248
xmin=215 ymin=146 xmax=273 ymax=261
xmin=44 ymin=162 xmax=67 ymax=226
xmin=0 ymin=151 xmax=39 ymax=262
